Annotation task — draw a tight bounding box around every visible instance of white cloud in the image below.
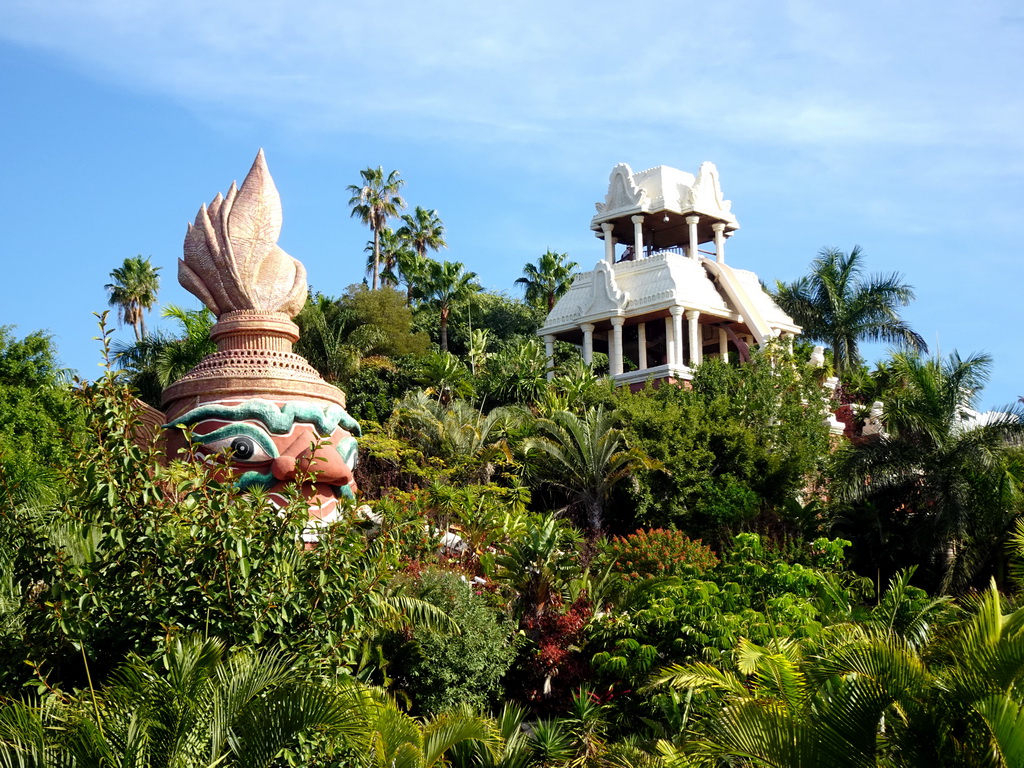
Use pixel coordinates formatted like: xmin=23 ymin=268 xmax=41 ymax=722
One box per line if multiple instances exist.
xmin=1 ymin=0 xmax=1020 ymax=174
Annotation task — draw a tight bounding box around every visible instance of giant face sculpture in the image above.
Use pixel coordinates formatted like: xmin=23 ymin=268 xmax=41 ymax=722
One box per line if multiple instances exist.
xmin=161 ymin=151 xmax=360 ymax=526
xmin=167 ymin=398 xmax=359 ymax=520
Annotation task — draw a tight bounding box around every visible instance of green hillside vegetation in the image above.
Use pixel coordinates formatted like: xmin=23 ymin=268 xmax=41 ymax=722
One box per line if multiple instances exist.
xmin=2 ymin=240 xmax=1024 ymax=766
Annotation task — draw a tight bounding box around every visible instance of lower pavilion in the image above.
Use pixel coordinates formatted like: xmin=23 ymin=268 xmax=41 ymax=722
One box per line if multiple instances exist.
xmin=539 ymin=162 xmax=800 ymax=387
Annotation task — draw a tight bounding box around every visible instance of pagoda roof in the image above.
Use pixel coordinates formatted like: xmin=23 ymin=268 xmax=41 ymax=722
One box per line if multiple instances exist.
xmin=539 ymin=251 xmax=798 ymax=337
xmin=590 ymin=161 xmax=739 ymax=235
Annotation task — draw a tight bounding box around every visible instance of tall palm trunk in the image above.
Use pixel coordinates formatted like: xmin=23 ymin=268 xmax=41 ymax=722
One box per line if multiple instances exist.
xmin=440 ymin=306 xmax=449 ymax=352
xmin=371 ymin=227 xmax=380 ymax=290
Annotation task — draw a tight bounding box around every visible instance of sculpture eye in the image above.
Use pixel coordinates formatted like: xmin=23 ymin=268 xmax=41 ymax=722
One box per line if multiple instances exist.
xmin=229 ymin=436 xmax=258 ymax=460
xmin=199 ymin=428 xmax=277 ymax=463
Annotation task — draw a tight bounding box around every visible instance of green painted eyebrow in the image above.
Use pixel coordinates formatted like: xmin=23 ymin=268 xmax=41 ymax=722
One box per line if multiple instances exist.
xmin=166 ymin=398 xmax=361 ymax=437
xmin=193 ymin=423 xmax=279 ymax=459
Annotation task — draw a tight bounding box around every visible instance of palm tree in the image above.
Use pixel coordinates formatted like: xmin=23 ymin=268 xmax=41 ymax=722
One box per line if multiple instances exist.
xmin=347 ymin=167 xmax=406 ymax=291
xmin=397 ymin=207 xmax=447 ymax=302
xmin=415 ymin=260 xmax=481 ymax=352
xmin=478 ymin=338 xmax=550 ymax=407
xmin=516 ymin=250 xmax=579 ymax=312
xmin=293 ymin=293 xmax=399 ymax=385
xmin=366 ymin=227 xmax=414 ymax=289
xmin=0 ymin=636 xmax=362 ymax=768
xmin=834 ymin=351 xmax=1024 ymax=592
xmin=392 ymin=391 xmax=514 ymax=461
xmin=490 ymin=514 xmax=583 ymax=622
xmin=397 ymin=206 xmax=447 ymax=261
xmin=112 ymin=304 xmax=215 ymax=406
xmin=524 ymin=406 xmax=658 ymax=534
xmin=351 ymin=692 xmax=499 ymax=768
xmin=772 ymin=245 xmax=926 ymax=376
xmin=105 ymin=255 xmax=161 ymax=341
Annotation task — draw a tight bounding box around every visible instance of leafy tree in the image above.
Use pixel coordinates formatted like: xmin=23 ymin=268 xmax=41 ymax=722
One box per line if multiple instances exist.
xmin=0 ymin=324 xmax=451 ymax=692
xmin=0 ymin=327 xmax=83 ymax=503
xmin=615 ymin=347 xmax=831 ymax=542
xmin=588 ymin=533 xmax=864 ymax=702
xmin=344 ymin=359 xmax=417 ymax=424
xmin=347 ymin=167 xmax=406 ymax=291
xmin=343 ymin=284 xmax=430 ymax=357
xmin=515 ymin=250 xmax=579 ymax=312
xmin=414 ymin=260 xmax=481 ymax=352
xmin=833 ymin=351 xmax=1024 ymax=592
xmin=294 ymin=288 xmax=427 ymax=398
xmin=105 ymin=254 xmax=161 ymax=341
xmin=772 ymin=245 xmax=926 ymax=375
xmin=471 ymin=292 xmax=545 ymax=342
xmin=427 ymin=291 xmax=545 ymax=359
xmin=524 ymin=405 xmax=658 ymax=535
xmin=295 ymin=292 xmax=367 ymax=383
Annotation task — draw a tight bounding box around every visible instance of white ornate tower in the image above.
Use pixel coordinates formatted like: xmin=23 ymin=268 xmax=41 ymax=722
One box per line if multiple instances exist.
xmin=539 ymin=162 xmax=800 ymax=388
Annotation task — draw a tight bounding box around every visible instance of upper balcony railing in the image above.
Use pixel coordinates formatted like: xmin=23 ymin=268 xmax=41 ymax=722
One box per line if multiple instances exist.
xmin=617 ymin=245 xmax=717 ymax=263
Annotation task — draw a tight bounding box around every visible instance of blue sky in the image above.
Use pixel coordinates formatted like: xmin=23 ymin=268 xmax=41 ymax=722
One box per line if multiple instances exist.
xmin=1 ymin=0 xmax=1021 ymax=408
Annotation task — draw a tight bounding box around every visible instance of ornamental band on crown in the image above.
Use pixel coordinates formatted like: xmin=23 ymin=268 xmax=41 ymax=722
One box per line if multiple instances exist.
xmin=161 ymin=150 xmax=360 ymax=521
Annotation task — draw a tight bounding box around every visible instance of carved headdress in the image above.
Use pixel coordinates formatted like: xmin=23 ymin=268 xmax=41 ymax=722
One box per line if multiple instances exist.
xmin=162 ymin=150 xmax=344 ymax=420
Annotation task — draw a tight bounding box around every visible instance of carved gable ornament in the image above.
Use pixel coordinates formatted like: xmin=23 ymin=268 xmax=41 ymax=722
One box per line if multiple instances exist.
xmin=596 ymin=163 xmax=646 ymax=215
xmin=683 ymin=161 xmax=733 ymax=216
xmin=585 ymin=260 xmax=629 ymax=316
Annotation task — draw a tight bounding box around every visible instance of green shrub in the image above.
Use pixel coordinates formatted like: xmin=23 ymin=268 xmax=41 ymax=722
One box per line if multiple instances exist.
xmin=391 ymin=569 xmax=517 ymax=715
xmin=588 ymin=533 xmax=867 ymax=695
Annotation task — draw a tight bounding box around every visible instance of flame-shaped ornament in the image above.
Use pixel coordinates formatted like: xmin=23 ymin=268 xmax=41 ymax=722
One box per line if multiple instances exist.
xmin=180 ymin=149 xmax=307 ymax=317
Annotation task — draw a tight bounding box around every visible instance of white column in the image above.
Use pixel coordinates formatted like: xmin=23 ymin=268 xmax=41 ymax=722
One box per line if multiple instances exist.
xmin=543 ymin=334 xmax=555 ymax=381
xmin=712 ymin=222 xmax=726 ymax=264
xmin=686 ymin=309 xmax=701 ymax=366
xmin=719 ymin=327 xmax=729 ymax=361
xmin=670 ymin=307 xmax=684 ymax=368
xmin=601 ymin=222 xmax=615 ymax=264
xmin=631 ymin=214 xmax=645 ymax=260
xmin=664 ymin=316 xmax=675 ymax=366
xmin=686 ymin=215 xmax=700 ymax=261
xmin=580 ymin=323 xmax=594 ymax=365
xmin=637 ymin=322 xmax=648 ymax=370
xmin=610 ymin=317 xmax=625 ymax=376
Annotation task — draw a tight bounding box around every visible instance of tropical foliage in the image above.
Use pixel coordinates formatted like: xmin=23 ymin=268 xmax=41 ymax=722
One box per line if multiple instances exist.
xmin=525 ymin=405 xmax=659 ymax=535
xmin=649 ymin=574 xmax=1024 ymax=767
xmin=5 ymin=193 xmax=1024 ymax=767
xmin=833 ymin=351 xmax=1024 ymax=592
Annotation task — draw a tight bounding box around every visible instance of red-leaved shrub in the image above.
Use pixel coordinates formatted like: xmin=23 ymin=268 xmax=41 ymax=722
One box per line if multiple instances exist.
xmin=605 ymin=528 xmax=718 ymax=581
